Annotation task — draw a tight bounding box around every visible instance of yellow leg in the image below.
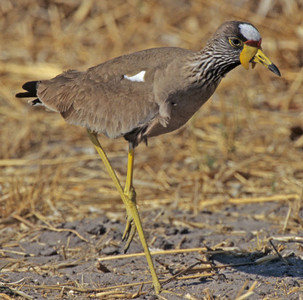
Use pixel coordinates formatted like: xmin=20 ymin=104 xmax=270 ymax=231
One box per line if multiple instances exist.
xmin=87 ymin=129 xmax=161 ymax=294
xmin=124 ymin=143 xmax=135 ymax=195
xmin=122 ymin=144 xmax=137 ymax=251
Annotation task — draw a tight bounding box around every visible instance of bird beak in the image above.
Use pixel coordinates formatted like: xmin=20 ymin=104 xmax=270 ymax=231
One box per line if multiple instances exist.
xmin=240 ymin=44 xmax=281 ymax=76
xmin=252 ymin=48 xmax=281 ymax=76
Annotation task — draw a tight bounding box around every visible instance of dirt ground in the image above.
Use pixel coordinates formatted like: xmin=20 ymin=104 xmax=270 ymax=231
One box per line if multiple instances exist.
xmin=1 ymin=201 xmax=303 ymax=299
xmin=1 ymin=0 xmax=303 ymax=299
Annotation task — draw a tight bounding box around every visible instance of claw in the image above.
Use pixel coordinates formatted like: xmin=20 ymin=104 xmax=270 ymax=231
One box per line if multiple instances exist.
xmin=122 ymin=187 xmax=138 ymax=252
xmin=122 ymin=217 xmax=131 ymax=242
xmin=123 ymin=220 xmax=136 ymax=253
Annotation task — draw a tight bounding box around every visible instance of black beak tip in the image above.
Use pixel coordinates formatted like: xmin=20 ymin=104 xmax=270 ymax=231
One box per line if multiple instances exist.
xmin=269 ymin=63 xmax=281 ymax=77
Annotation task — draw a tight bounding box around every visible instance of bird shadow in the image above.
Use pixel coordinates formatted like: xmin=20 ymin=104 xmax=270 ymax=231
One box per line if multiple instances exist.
xmin=208 ymin=250 xmax=303 ymax=279
xmin=171 ymin=246 xmax=303 ymax=293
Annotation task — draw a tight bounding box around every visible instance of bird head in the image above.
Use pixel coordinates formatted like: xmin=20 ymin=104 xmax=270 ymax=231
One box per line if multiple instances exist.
xmin=210 ymin=21 xmax=281 ymax=77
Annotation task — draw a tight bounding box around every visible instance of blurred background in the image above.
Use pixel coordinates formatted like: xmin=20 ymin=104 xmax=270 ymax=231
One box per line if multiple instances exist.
xmin=0 ymin=0 xmax=302 ymax=225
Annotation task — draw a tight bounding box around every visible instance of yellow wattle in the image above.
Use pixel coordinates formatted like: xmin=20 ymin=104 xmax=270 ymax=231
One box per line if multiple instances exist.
xmin=240 ymin=44 xmax=258 ymax=70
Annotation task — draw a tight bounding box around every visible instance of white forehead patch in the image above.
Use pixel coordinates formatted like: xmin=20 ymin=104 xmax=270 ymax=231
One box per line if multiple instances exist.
xmin=124 ymin=70 xmax=146 ymax=82
xmin=239 ymin=23 xmax=261 ymax=41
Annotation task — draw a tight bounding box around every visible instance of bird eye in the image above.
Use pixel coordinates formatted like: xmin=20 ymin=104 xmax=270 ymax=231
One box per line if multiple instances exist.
xmin=229 ymin=38 xmax=243 ymax=48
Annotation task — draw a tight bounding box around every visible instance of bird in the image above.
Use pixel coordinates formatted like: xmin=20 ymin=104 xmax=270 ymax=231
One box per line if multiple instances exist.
xmin=16 ymin=20 xmax=280 ymax=294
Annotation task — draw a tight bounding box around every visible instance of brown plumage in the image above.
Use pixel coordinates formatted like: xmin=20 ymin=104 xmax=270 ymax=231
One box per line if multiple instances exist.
xmin=17 ymin=21 xmax=281 ymax=147
xmin=16 ymin=21 xmax=280 ymax=294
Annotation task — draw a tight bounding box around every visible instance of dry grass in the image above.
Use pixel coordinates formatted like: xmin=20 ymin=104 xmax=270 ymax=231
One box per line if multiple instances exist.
xmin=0 ymin=0 xmax=303 ymax=297
xmin=2 ymin=0 xmax=302 ymax=222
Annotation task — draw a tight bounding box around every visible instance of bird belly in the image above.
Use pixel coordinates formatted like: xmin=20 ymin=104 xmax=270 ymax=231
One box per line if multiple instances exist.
xmin=147 ymin=87 xmax=212 ymax=138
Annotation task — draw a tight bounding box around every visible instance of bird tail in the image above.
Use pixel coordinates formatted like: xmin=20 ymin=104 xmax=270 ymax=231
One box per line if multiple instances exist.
xmin=15 ymin=81 xmax=42 ymax=105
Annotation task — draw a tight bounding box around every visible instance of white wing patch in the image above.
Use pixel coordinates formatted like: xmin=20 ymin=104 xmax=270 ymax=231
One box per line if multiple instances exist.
xmin=239 ymin=23 xmax=261 ymax=41
xmin=124 ymin=70 xmax=146 ymax=82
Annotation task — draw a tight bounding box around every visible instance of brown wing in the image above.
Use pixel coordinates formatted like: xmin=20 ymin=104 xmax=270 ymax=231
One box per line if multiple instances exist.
xmin=37 ymin=47 xmax=191 ymax=139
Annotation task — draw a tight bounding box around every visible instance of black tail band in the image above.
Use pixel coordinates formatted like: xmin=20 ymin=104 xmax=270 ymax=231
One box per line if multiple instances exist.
xmin=15 ymin=81 xmax=39 ymax=98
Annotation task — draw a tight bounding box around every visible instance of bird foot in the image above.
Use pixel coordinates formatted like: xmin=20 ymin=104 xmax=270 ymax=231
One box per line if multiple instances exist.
xmin=122 ymin=216 xmax=137 ymax=253
xmin=122 ymin=187 xmax=137 ymax=252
